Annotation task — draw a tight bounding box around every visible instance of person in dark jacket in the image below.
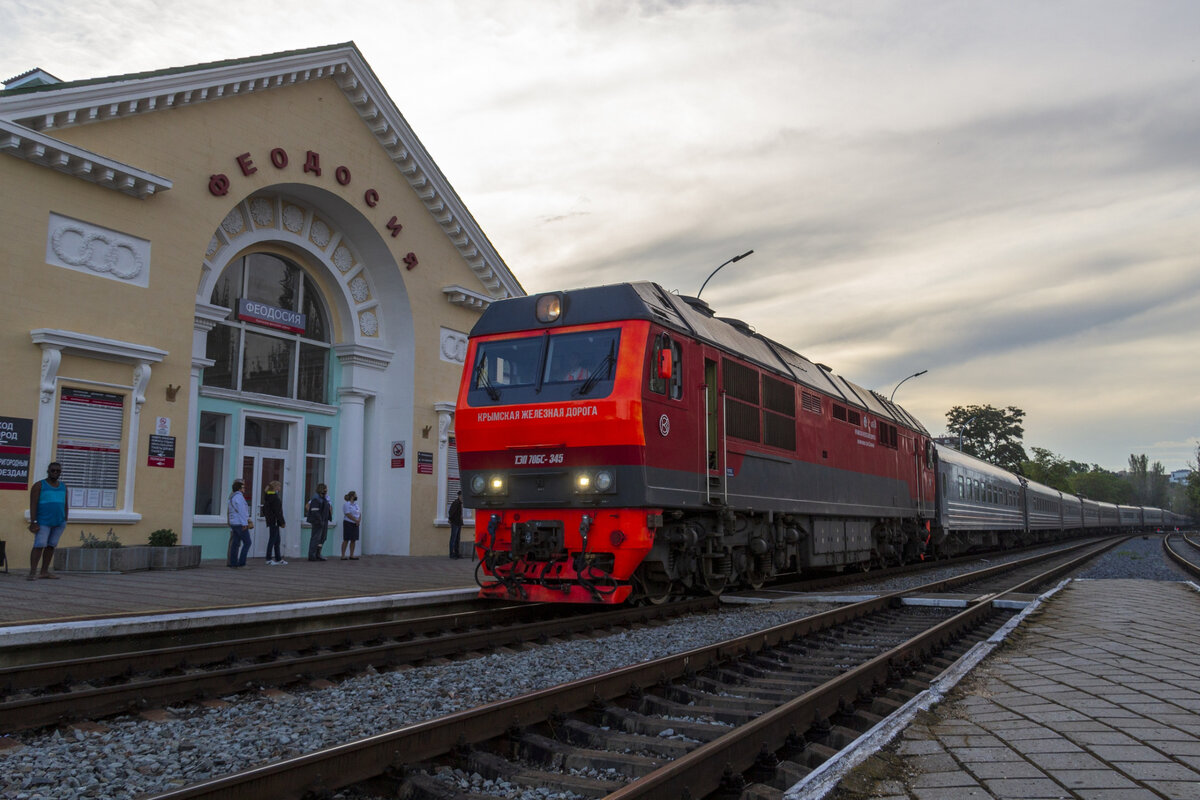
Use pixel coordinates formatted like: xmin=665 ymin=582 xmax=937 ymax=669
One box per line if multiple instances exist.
xmin=448 ymin=490 xmax=463 ymax=559
xmin=263 ymin=480 xmax=286 ymax=565
xmin=306 ymin=483 xmax=332 ymax=561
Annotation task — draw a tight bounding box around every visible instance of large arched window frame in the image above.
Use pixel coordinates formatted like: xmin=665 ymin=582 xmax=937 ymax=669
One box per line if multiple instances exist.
xmin=204 ymin=253 xmax=332 ymax=403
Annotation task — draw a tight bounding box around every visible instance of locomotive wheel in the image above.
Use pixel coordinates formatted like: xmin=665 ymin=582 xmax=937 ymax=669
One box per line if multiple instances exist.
xmin=633 ymin=563 xmax=673 ymax=605
xmin=742 ymin=555 xmax=768 ymax=590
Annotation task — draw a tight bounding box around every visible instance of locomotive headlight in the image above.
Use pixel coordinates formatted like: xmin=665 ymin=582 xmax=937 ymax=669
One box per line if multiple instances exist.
xmin=536 ymin=294 xmax=562 ymax=323
xmin=488 ymin=475 xmax=506 ymax=494
xmin=575 ymin=473 xmax=592 ymax=491
xmin=594 ymin=470 xmax=615 ymax=492
xmin=470 ymin=475 xmax=487 ymax=495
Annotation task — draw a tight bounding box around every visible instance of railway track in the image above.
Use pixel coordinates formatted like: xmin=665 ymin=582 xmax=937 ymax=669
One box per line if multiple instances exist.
xmin=142 ymin=539 xmax=1118 ymax=800
xmin=0 ymin=598 xmax=717 ymax=733
xmin=1163 ymin=531 xmax=1200 ymax=578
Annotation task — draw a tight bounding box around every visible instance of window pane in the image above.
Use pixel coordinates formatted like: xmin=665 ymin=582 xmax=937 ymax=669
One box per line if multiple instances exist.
xmin=194 ymin=446 xmax=222 ymax=515
xmin=245 ymin=253 xmax=300 ymax=311
xmin=298 ymin=343 xmax=328 ymax=403
xmin=241 ymin=330 xmax=295 ymax=397
xmin=304 ymin=456 xmax=326 ymax=504
xmin=203 ymin=324 xmax=240 ymax=389
xmin=199 ymin=412 xmax=225 ymax=445
xmin=210 ymin=261 xmax=243 ymax=309
xmin=307 ymin=426 xmax=329 ymax=455
xmin=302 ymin=274 xmax=329 ymax=343
xmin=244 ymin=418 xmax=288 ymax=449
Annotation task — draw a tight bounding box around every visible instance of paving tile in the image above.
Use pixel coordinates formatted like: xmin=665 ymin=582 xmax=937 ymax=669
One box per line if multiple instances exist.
xmin=1011 ymin=737 xmax=1083 ymax=754
xmin=946 ymin=746 xmax=1023 ymax=762
xmin=979 ymin=777 xmax=1067 ymax=798
xmin=1088 ymin=745 xmax=1169 ymax=762
xmin=1116 ymin=760 xmax=1200 ymax=781
xmin=1024 ymin=751 xmax=1108 ymax=771
xmin=1142 ymin=780 xmax=1200 ymax=800
xmin=897 ymin=739 xmax=947 ymax=756
xmin=961 ymin=759 xmax=1047 ymax=780
xmin=1063 ymin=730 xmax=1139 ymax=746
xmin=1073 ymin=790 xmax=1165 ymax=800
xmin=911 ymin=787 xmax=992 ymax=800
xmin=912 ymin=770 xmax=982 ymax=788
xmin=1050 ymin=769 xmax=1139 ymax=789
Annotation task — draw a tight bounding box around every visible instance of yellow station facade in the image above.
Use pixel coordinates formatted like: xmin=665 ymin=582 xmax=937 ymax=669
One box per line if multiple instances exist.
xmin=0 ymin=44 xmax=522 ymax=568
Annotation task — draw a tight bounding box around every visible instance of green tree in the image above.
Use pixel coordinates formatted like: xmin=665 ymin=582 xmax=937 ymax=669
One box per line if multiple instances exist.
xmin=1021 ymin=447 xmax=1073 ymax=492
xmin=945 ymin=404 xmax=1028 ymax=471
xmin=1069 ymin=467 xmax=1132 ymax=504
xmin=1187 ymin=444 xmax=1200 ymax=519
xmin=1126 ymin=454 xmax=1170 ymax=506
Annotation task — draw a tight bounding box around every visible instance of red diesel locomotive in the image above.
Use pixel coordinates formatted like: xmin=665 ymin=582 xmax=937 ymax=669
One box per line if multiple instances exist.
xmin=454 ymin=282 xmax=936 ymax=604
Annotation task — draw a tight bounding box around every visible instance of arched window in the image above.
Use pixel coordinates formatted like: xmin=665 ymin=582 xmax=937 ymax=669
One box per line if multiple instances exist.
xmin=204 ymin=253 xmax=331 ymax=403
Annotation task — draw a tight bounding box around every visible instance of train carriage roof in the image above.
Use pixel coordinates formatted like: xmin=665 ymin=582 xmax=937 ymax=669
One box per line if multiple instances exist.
xmin=470 ymin=281 xmax=929 ymax=435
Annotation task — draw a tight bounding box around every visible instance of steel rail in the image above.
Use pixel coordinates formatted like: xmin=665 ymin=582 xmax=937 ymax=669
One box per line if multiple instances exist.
xmin=1163 ymin=533 xmax=1200 ymax=579
xmin=1 ymin=598 xmax=717 ymax=732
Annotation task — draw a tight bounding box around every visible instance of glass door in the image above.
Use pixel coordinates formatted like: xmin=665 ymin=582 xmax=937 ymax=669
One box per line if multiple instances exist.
xmin=241 ymin=416 xmax=292 ymax=559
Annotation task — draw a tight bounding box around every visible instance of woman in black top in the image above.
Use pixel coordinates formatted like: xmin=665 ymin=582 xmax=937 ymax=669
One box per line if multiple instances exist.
xmin=263 ymin=480 xmax=286 ymax=565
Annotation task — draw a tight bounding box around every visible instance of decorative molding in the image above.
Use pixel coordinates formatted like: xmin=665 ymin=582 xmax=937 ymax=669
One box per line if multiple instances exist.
xmin=194 ymin=302 xmax=231 ymax=331
xmin=46 ymin=212 xmax=151 ymax=287
xmin=442 ymin=285 xmax=494 ymax=311
xmin=332 ymin=342 xmax=394 ymax=371
xmin=439 ymin=327 xmax=468 ymax=365
xmin=0 ymin=118 xmax=171 ymax=199
xmin=39 ymin=348 xmax=61 ymax=404
xmin=31 ymin=328 xmax=168 ymax=364
xmin=199 ymin=385 xmax=338 ymax=416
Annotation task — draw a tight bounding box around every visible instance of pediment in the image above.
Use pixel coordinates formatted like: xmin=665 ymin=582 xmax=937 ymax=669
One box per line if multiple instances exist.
xmin=0 ymin=42 xmax=522 ymax=300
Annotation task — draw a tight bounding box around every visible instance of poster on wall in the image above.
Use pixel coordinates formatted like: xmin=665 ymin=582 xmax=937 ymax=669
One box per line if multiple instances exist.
xmin=390 ymin=440 xmax=406 ymax=469
xmin=148 ymin=435 xmax=176 ymax=468
xmin=0 ymin=416 xmax=33 ymax=490
xmin=417 ymin=451 xmax=433 ymax=475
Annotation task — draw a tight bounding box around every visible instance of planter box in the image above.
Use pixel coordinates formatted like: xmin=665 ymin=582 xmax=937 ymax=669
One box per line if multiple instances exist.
xmin=54 ymin=546 xmax=152 ymax=573
xmin=149 ymin=545 xmax=202 ymax=570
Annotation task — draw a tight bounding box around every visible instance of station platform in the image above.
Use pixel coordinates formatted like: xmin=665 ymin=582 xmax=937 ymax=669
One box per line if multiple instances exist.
xmin=804 ymin=578 xmax=1200 ymax=800
xmin=0 ymin=555 xmax=479 ymax=627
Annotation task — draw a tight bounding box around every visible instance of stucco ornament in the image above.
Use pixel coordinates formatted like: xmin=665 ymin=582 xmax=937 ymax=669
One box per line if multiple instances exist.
xmin=359 ymin=311 xmax=378 ymax=336
xmin=349 ymin=277 xmax=369 ymax=303
xmin=333 ymin=245 xmax=355 ymax=273
xmin=221 ymin=209 xmax=245 ymax=236
xmin=249 ymin=198 xmax=274 ymax=227
xmin=310 ymin=219 xmax=331 ymax=248
xmin=51 ymin=225 xmax=144 ymax=280
xmin=282 ymin=205 xmax=305 ymax=233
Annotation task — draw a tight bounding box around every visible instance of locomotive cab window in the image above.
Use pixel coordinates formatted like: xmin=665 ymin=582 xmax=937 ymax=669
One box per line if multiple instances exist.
xmin=467 ymin=329 xmax=621 ymax=406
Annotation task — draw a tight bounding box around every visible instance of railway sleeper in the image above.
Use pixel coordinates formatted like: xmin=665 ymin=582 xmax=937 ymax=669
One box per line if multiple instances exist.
xmin=600 ymin=705 xmax=729 ymax=742
xmin=660 ymin=685 xmax=778 ymax=715
xmin=458 ymin=750 xmax=620 ymax=797
xmin=514 ymin=731 xmax=663 ymax=779
xmin=637 ymin=692 xmax=759 ymax=725
xmin=692 ymin=676 xmax=820 ymax=704
xmin=555 ymin=718 xmax=697 ymax=759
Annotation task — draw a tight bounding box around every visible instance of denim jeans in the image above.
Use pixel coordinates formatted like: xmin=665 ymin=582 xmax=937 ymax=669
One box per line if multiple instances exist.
xmin=227 ymin=526 xmax=251 ymax=567
xmin=266 ymin=524 xmax=282 ymax=562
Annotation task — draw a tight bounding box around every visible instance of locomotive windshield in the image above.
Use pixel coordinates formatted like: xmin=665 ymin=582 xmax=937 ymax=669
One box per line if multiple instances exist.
xmin=467 ymin=329 xmax=621 ymax=406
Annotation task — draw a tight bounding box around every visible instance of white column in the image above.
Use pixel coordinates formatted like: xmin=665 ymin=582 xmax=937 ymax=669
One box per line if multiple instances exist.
xmin=336 ymin=388 xmax=370 ymax=547
xmin=434 ymin=402 xmax=455 ymax=524
xmin=184 ymin=304 xmax=227 ymax=545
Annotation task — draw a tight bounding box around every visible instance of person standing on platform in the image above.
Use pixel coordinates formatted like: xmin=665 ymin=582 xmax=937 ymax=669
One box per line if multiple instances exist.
xmin=306 ymin=483 xmax=332 ymax=561
xmin=263 ymin=480 xmax=286 ymax=565
xmin=27 ymin=462 xmax=68 ymax=580
xmin=448 ymin=490 xmax=463 ymax=559
xmin=341 ymin=490 xmax=361 ymax=560
xmin=227 ymin=478 xmax=251 ymax=568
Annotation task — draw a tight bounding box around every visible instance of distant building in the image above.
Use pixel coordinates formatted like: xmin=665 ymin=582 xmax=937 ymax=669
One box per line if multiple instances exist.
xmin=1170 ymin=469 xmax=1193 ymax=485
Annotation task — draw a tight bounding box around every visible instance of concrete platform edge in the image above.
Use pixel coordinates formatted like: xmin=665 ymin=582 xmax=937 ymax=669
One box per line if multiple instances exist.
xmin=781 ymin=577 xmax=1073 ymax=800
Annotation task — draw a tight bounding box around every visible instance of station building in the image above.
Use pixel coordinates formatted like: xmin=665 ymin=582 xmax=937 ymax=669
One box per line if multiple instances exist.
xmin=0 ymin=43 xmax=522 ymax=568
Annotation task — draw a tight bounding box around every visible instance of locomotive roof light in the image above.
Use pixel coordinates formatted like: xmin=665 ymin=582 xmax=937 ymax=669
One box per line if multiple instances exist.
xmin=536 ymin=294 xmax=562 ymax=323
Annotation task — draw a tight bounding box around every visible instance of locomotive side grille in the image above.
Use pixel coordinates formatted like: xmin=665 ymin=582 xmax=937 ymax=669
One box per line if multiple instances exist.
xmin=762 ymin=375 xmax=795 ymax=416
xmin=722 ymin=358 xmax=759 ymax=404
xmin=763 ymin=410 xmax=796 ymax=450
xmin=727 ymin=398 xmax=760 ymax=442
xmin=801 ymin=390 xmax=823 ymax=414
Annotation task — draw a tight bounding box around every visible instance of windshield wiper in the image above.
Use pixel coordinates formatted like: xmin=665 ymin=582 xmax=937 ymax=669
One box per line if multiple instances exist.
xmin=574 ymin=344 xmax=615 ymax=397
xmin=474 ymin=362 xmax=500 ymax=401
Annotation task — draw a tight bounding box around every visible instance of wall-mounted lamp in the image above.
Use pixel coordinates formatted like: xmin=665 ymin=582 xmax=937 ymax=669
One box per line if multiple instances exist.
xmin=165 ymin=384 xmax=181 ymax=402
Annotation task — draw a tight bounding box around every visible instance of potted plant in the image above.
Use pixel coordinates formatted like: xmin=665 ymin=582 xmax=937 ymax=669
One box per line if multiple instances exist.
xmin=54 ymin=528 xmax=152 ymax=573
xmin=146 ymin=528 xmax=202 ymax=570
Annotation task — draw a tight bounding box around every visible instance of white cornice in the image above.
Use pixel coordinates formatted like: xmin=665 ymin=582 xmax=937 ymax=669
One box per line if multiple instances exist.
xmin=0 ymin=118 xmax=172 ymax=198
xmin=0 ymin=45 xmax=524 ymax=300
xmin=442 ymin=284 xmax=494 ymax=311
xmin=31 ymin=328 xmax=168 ymax=363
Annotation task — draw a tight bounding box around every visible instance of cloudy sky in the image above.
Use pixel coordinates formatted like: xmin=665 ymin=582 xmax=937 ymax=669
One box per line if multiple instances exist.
xmin=4 ymin=0 xmax=1197 ymax=472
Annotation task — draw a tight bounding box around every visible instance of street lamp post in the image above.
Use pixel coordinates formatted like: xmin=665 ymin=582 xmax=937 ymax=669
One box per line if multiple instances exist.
xmin=958 ymin=415 xmax=978 ymax=452
xmin=889 ymin=369 xmax=928 ymax=403
xmin=697 ymin=250 xmax=754 ymax=298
